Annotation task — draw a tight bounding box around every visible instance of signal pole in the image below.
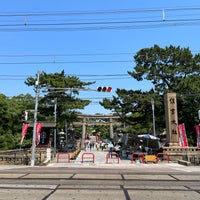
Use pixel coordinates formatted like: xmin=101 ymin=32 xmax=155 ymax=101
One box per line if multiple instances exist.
xmin=31 ymin=72 xmax=40 ymax=166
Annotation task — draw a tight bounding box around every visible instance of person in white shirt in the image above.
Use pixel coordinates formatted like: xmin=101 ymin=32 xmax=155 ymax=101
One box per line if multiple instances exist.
xmin=114 ymin=144 xmax=121 ymax=157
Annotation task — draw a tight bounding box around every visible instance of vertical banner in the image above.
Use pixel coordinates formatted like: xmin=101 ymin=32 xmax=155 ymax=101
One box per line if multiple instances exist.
xmin=194 ymin=125 xmax=200 ymax=149
xmin=35 ymin=123 xmax=43 ymax=146
xmin=20 ymin=123 xmax=29 ymax=145
xmin=178 ymin=123 xmax=188 ymax=147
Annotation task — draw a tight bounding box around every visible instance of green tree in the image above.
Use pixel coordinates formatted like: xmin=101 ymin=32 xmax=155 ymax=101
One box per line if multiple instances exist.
xmin=100 ymin=89 xmax=164 ymax=135
xmin=25 ymin=70 xmax=95 ymax=129
xmin=129 ymin=45 xmax=200 ymax=143
xmin=101 ymin=45 xmax=200 ymax=144
xmin=128 ymin=45 xmax=200 ymax=94
xmin=0 ymin=93 xmax=35 ymax=150
xmin=0 ymin=94 xmax=10 ymax=135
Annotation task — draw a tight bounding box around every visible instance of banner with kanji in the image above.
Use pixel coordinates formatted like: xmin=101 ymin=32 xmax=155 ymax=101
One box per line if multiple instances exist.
xmin=20 ymin=123 xmax=29 ymax=145
xmin=194 ymin=125 xmax=200 ymax=149
xmin=35 ymin=123 xmax=43 ymax=146
xmin=178 ymin=123 xmax=188 ymax=147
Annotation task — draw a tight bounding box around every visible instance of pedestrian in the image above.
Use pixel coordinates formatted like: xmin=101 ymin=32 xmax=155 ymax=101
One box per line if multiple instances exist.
xmin=89 ymin=142 xmax=92 ymax=150
xmin=108 ymin=142 xmax=114 ymax=157
xmin=101 ymin=142 xmax=105 ymax=151
xmin=114 ymin=143 xmax=121 ymax=157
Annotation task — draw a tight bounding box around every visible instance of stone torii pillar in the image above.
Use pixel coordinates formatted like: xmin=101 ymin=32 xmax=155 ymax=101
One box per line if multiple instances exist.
xmin=81 ymin=117 xmax=86 ymax=149
xmin=109 ymin=118 xmax=114 ymax=139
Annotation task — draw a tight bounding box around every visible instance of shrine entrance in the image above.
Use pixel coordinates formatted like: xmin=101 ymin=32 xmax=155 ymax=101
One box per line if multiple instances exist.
xmin=73 ymin=114 xmax=121 ymax=149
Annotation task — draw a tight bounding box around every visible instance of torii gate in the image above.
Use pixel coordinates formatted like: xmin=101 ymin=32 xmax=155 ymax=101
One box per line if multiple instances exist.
xmin=73 ymin=114 xmax=121 ymax=149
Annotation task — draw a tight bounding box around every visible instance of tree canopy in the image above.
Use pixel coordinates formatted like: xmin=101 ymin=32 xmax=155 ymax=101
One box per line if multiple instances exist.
xmin=0 ymin=93 xmax=35 ymax=150
xmin=0 ymin=71 xmax=96 ymax=150
xmin=25 ymin=70 xmax=95 ymax=127
xmin=100 ymin=45 xmax=200 ymax=144
xmin=128 ymin=45 xmax=200 ymax=94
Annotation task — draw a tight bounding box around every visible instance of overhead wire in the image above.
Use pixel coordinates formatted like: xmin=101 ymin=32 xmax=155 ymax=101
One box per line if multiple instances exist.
xmin=0 ymin=6 xmax=200 ymax=31
xmin=0 ymin=7 xmax=200 ymax=17
xmin=0 ymin=6 xmax=200 ymax=79
xmin=0 ymin=20 xmax=200 ymax=32
xmin=0 ymin=73 xmax=132 ymax=82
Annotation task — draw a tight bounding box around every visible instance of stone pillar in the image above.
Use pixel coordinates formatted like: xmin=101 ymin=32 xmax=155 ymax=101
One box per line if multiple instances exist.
xmin=109 ymin=118 xmax=114 ymax=139
xmin=164 ymin=93 xmax=179 ymax=146
xmin=81 ymin=117 xmax=86 ymax=149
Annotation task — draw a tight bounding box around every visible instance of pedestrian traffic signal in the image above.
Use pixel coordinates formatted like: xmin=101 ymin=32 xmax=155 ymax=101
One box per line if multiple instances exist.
xmin=22 ymin=111 xmax=28 ymax=121
xmin=97 ymin=86 xmax=112 ymax=92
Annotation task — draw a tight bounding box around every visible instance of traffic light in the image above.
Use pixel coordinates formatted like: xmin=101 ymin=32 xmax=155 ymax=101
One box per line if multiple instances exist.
xmin=22 ymin=111 xmax=28 ymax=121
xmin=97 ymin=86 xmax=112 ymax=92
xmin=106 ymin=86 xmax=112 ymax=92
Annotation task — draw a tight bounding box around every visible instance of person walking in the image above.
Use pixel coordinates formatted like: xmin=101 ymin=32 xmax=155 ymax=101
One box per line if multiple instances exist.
xmin=114 ymin=143 xmax=121 ymax=157
xmin=108 ymin=142 xmax=114 ymax=158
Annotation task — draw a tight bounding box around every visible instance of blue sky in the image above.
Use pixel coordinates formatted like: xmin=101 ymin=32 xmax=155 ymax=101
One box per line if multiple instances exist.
xmin=0 ymin=0 xmax=200 ymax=114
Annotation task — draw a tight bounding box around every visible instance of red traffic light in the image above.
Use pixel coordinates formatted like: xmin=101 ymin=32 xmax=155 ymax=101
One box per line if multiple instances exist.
xmin=97 ymin=86 xmax=112 ymax=92
xmin=107 ymin=87 xmax=112 ymax=92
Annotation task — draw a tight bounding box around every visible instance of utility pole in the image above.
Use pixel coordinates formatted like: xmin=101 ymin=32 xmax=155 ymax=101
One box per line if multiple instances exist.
xmin=31 ymin=72 xmax=40 ymax=166
xmin=151 ymin=98 xmax=156 ymax=136
xmin=65 ymin=123 xmax=68 ymax=147
xmin=54 ymin=98 xmax=57 ymax=157
xmin=198 ymin=110 xmax=200 ymax=120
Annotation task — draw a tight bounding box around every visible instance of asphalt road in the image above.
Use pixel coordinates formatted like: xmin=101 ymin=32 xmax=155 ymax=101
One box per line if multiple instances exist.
xmin=0 ymin=164 xmax=200 ymax=200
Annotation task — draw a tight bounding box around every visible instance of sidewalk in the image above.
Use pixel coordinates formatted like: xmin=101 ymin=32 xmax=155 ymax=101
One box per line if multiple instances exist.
xmin=44 ymin=148 xmax=200 ymax=173
xmin=74 ymin=148 xmax=121 ymax=164
xmin=47 ymin=148 xmax=180 ymax=169
xmin=48 ymin=147 xmax=134 ymax=167
xmin=0 ymin=148 xmax=199 ymax=172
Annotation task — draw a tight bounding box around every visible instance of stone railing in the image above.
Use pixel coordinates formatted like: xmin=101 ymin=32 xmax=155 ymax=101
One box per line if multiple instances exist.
xmin=0 ymin=148 xmax=54 ymax=165
xmin=163 ymin=147 xmax=200 ymax=165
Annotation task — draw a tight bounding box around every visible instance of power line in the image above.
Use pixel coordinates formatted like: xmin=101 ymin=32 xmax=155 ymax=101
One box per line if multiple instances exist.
xmin=0 ymin=73 xmax=129 ymax=77
xmin=0 ymin=7 xmax=200 ymax=17
xmin=0 ymin=7 xmax=200 ymax=31
xmin=0 ymin=60 xmax=133 ymax=65
xmin=0 ymin=49 xmax=199 ymax=58
xmin=0 ymin=21 xmax=199 ymax=32
xmin=0 ymin=73 xmax=132 ymax=81
xmin=0 ymin=52 xmax=134 ymax=57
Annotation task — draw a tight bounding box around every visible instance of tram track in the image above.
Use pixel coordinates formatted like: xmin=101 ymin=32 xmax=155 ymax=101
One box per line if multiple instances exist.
xmin=0 ymin=169 xmax=200 ymax=199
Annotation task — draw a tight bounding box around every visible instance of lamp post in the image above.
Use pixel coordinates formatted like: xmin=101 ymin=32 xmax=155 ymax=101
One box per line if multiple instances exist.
xmin=151 ymin=98 xmax=156 ymax=136
xmin=59 ymin=130 xmax=65 ymax=151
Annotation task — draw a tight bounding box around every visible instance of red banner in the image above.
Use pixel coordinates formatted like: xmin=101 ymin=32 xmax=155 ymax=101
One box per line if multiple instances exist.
xmin=35 ymin=123 xmax=43 ymax=146
xmin=178 ymin=123 xmax=188 ymax=147
xmin=20 ymin=123 xmax=29 ymax=145
xmin=194 ymin=125 xmax=200 ymax=149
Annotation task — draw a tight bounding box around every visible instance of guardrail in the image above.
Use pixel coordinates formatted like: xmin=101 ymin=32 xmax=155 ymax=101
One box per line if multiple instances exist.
xmin=106 ymin=152 xmax=120 ymax=164
xmin=57 ymin=152 xmax=70 ymax=163
xmin=156 ymin=153 xmax=170 ymax=163
xmin=81 ymin=152 xmax=95 ymax=163
xmin=131 ymin=153 xmax=145 ymax=163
